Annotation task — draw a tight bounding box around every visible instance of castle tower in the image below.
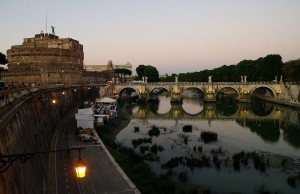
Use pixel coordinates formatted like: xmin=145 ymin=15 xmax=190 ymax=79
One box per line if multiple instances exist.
xmin=4 ymin=32 xmax=84 ymax=84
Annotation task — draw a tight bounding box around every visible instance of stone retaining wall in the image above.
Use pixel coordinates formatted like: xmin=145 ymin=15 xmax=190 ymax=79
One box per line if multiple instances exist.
xmin=0 ymin=87 xmax=91 ymax=194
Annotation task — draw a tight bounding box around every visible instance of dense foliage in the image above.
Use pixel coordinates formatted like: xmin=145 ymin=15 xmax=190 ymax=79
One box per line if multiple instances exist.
xmin=136 ymin=65 xmax=159 ymax=82
xmin=161 ymin=54 xmax=286 ymax=82
xmin=0 ymin=52 xmax=8 ymax=66
xmin=0 ymin=52 xmax=8 ymax=72
xmin=114 ymin=68 xmax=132 ymax=82
xmin=283 ymin=59 xmax=300 ymax=81
xmin=114 ymin=68 xmax=132 ymax=76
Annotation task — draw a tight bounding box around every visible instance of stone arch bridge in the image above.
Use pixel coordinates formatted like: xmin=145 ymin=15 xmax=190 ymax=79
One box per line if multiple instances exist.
xmin=112 ymin=79 xmax=284 ymax=103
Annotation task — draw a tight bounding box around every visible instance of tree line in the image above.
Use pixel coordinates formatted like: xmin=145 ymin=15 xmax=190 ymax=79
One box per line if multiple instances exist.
xmin=155 ymin=54 xmax=299 ymax=82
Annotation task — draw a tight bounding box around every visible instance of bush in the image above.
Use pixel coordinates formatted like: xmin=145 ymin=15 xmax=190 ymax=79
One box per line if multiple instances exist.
xmin=201 ymin=131 xmax=218 ymax=143
xmin=183 ymin=125 xmax=192 ymax=132
xmin=149 ymin=126 xmax=160 ymax=137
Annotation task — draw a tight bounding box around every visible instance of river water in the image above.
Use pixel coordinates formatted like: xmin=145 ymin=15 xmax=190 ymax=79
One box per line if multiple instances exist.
xmin=116 ymin=96 xmax=300 ymax=193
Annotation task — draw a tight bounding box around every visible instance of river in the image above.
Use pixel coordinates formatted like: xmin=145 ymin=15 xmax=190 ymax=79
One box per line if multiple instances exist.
xmin=116 ymin=96 xmax=300 ymax=193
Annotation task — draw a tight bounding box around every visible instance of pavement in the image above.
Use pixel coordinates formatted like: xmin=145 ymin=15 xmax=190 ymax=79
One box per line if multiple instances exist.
xmin=53 ymin=109 xmax=140 ymax=194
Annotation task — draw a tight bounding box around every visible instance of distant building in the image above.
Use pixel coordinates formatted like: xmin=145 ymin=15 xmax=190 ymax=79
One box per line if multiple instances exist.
xmin=2 ymin=31 xmax=84 ymax=85
xmin=84 ymin=60 xmax=132 ymax=72
xmin=84 ymin=60 xmax=133 ymax=82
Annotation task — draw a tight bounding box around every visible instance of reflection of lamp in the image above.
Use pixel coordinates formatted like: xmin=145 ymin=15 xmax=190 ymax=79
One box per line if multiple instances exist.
xmin=75 ymin=150 xmax=86 ymax=178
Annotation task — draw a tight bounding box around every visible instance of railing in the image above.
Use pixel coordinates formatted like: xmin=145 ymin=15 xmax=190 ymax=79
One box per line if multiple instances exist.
xmin=115 ymin=81 xmax=280 ymax=86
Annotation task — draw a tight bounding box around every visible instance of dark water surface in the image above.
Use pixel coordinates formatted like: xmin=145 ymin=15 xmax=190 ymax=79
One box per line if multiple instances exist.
xmin=116 ymin=96 xmax=300 ymax=193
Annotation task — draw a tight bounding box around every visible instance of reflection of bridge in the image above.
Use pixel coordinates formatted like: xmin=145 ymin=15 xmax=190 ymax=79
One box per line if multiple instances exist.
xmin=113 ymin=78 xmax=284 ymax=103
xmin=131 ymin=103 xmax=282 ymax=121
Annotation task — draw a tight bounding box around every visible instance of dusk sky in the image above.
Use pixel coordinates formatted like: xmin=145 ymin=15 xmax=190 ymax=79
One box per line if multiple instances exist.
xmin=1 ymin=0 xmax=300 ymax=75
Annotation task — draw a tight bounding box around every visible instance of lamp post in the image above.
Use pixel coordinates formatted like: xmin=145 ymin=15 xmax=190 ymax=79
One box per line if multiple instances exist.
xmin=0 ymin=147 xmax=87 ymax=178
xmin=75 ymin=149 xmax=86 ymax=178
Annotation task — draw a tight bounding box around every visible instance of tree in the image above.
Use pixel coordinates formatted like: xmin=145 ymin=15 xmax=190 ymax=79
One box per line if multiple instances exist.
xmin=136 ymin=65 xmax=159 ymax=82
xmin=114 ymin=68 xmax=132 ymax=82
xmin=144 ymin=65 xmax=159 ymax=82
xmin=136 ymin=65 xmax=146 ymax=80
xmin=114 ymin=68 xmax=132 ymax=76
xmin=283 ymin=59 xmax=300 ymax=81
xmin=161 ymin=54 xmax=284 ymax=82
xmin=0 ymin=52 xmax=8 ymax=66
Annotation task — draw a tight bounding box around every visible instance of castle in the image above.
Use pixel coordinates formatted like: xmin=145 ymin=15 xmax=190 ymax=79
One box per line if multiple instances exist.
xmin=2 ymin=31 xmax=84 ymax=85
xmin=1 ymin=31 xmax=132 ymax=85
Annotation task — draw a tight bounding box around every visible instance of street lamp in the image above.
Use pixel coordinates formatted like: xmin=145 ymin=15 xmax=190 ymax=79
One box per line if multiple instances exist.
xmin=51 ymin=98 xmax=57 ymax=104
xmin=75 ymin=149 xmax=86 ymax=178
xmin=0 ymin=147 xmax=87 ymax=178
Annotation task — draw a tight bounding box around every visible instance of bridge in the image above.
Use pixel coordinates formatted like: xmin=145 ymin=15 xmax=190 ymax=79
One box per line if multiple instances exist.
xmin=112 ymin=76 xmax=286 ymax=103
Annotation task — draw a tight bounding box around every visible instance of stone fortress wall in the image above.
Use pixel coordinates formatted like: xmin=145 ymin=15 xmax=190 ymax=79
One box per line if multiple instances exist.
xmin=2 ymin=32 xmax=84 ymax=85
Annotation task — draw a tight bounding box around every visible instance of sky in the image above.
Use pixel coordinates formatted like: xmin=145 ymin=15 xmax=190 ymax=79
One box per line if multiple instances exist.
xmin=1 ymin=0 xmax=300 ymax=75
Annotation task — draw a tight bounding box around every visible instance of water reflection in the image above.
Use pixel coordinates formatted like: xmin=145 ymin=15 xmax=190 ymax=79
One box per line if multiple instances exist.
xmin=181 ymin=98 xmax=203 ymax=115
xmin=117 ymin=97 xmax=300 ymax=193
xmin=239 ymin=120 xmax=280 ymax=142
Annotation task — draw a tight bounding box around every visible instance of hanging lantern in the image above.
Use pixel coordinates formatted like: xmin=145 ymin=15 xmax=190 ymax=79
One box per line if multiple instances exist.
xmin=75 ymin=151 xmax=86 ymax=178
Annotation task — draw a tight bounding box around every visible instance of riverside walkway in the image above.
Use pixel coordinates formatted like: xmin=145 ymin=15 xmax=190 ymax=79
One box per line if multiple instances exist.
xmin=52 ymin=109 xmax=140 ymax=194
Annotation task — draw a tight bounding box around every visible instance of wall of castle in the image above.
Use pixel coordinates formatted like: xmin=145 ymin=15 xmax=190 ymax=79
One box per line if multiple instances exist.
xmin=7 ymin=48 xmax=83 ymax=71
xmin=42 ymin=72 xmax=82 ymax=85
xmin=0 ymin=71 xmax=82 ymax=85
xmin=0 ymin=88 xmax=87 ymax=194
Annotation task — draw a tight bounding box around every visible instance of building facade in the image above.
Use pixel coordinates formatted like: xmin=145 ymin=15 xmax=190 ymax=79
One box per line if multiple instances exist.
xmin=2 ymin=32 xmax=84 ymax=85
xmin=84 ymin=60 xmax=132 ymax=73
xmin=84 ymin=60 xmax=133 ymax=82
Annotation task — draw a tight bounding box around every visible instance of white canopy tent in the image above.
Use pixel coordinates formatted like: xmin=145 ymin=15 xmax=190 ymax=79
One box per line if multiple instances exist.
xmin=95 ymin=97 xmax=116 ymax=103
xmin=75 ymin=107 xmax=94 ymax=129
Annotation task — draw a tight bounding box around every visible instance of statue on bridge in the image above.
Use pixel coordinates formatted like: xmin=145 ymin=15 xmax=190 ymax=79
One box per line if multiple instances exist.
xmin=208 ymin=76 xmax=212 ymax=83
xmin=241 ymin=75 xmax=247 ymax=83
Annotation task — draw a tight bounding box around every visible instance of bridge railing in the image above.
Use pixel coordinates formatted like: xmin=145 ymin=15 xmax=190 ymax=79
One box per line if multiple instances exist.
xmin=115 ymin=81 xmax=280 ymax=86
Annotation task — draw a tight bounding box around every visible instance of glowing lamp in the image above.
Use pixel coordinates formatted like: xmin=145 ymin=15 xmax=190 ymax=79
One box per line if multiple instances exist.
xmin=75 ymin=152 xmax=86 ymax=178
xmin=51 ymin=99 xmax=57 ymax=104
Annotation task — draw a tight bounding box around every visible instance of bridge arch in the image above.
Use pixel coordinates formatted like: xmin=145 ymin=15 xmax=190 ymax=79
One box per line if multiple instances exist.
xmin=217 ymin=86 xmax=240 ymax=96
xmin=117 ymin=86 xmax=140 ymax=98
xmin=147 ymin=86 xmax=171 ymax=100
xmin=182 ymin=87 xmax=205 ymax=97
xmin=216 ymin=86 xmax=240 ymax=101
xmin=251 ymin=85 xmax=277 ymax=98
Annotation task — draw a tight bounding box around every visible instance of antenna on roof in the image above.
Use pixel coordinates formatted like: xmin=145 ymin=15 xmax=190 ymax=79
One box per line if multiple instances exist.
xmin=46 ymin=9 xmax=48 ymax=33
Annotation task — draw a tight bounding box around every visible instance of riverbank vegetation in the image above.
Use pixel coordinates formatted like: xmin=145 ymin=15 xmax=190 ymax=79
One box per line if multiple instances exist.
xmin=95 ymin=108 xmax=206 ymax=193
xmin=200 ymin=131 xmax=218 ymax=143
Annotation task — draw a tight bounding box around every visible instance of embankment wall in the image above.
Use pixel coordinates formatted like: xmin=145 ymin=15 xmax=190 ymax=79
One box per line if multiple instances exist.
xmin=0 ymin=87 xmax=94 ymax=194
